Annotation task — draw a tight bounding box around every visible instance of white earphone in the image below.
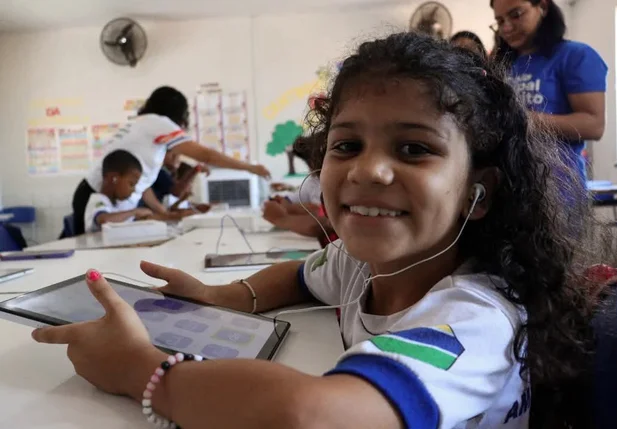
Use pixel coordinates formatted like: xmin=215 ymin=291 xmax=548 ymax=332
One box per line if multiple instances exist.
xmin=472 ymin=183 xmax=486 ymax=203
xmin=112 ymin=177 xmax=118 ymax=184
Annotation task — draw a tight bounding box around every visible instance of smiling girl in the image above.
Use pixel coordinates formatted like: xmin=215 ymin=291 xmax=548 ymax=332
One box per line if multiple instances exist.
xmin=33 ymin=32 xmax=609 ymax=429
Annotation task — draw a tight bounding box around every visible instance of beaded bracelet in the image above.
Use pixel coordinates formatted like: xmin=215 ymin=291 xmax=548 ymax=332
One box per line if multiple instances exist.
xmin=142 ymin=352 xmax=204 ymax=428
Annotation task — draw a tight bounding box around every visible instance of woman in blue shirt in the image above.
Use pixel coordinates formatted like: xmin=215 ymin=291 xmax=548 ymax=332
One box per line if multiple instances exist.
xmin=491 ymin=0 xmax=607 ymax=184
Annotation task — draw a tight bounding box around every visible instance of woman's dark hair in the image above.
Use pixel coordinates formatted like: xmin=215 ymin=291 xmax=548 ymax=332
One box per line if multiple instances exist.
xmin=306 ymin=31 xmax=612 ymax=427
xmin=138 ymin=86 xmax=189 ymax=128
xmin=102 ymin=150 xmax=142 ymax=175
xmin=450 ymin=31 xmax=488 ymax=58
xmin=491 ymin=0 xmax=566 ymax=66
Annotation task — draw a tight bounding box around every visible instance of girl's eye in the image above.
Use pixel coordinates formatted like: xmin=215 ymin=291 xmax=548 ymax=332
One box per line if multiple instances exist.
xmin=331 ymin=140 xmax=362 ymax=154
xmin=399 ymin=143 xmax=431 ymax=157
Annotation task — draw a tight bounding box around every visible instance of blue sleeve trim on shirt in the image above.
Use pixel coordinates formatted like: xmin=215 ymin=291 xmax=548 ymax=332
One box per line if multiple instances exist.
xmin=297 ymin=263 xmax=320 ymax=302
xmin=326 ymin=354 xmax=439 ymax=429
xmin=166 ymin=136 xmax=192 ymax=149
xmin=92 ymin=210 xmax=108 ymax=227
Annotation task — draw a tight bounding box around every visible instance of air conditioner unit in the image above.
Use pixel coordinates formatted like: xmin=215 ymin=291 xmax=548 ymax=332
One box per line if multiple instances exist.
xmin=198 ymin=168 xmax=261 ymax=209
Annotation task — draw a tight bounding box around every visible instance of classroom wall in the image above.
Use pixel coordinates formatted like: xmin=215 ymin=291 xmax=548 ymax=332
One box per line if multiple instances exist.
xmin=0 ymin=0 xmax=519 ymax=242
xmin=0 ymin=18 xmax=254 ymax=243
xmin=568 ymin=0 xmax=616 ymax=182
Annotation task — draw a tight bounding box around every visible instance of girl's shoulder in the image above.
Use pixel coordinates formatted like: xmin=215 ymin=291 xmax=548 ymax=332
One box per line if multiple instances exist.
xmin=430 ymin=271 xmax=525 ymax=331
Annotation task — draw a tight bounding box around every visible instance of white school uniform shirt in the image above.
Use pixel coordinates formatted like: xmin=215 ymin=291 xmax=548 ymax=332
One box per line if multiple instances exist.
xmin=287 ymin=174 xmax=321 ymax=205
xmin=83 ymin=193 xmax=130 ymax=233
xmin=298 ymin=242 xmax=530 ymax=429
xmin=85 ymin=114 xmax=192 ymax=210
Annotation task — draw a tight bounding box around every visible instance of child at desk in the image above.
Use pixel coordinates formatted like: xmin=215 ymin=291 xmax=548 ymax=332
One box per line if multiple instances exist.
xmin=264 ymin=133 xmax=338 ymax=246
xmin=34 ymin=33 xmax=613 ymax=429
xmin=84 ymin=150 xmax=153 ymax=233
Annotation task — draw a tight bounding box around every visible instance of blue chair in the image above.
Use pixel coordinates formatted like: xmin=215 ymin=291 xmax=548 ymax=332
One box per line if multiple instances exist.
xmin=0 ymin=206 xmax=36 ymax=242
xmin=0 ymin=224 xmax=24 ymax=251
xmin=59 ymin=214 xmax=75 ymax=239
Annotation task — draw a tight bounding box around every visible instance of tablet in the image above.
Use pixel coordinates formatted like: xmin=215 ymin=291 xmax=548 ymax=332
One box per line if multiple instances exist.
xmin=204 ymin=250 xmax=317 ymax=272
xmin=0 ymin=268 xmax=34 ymax=284
xmin=0 ymin=249 xmax=75 ymax=261
xmin=0 ymin=276 xmax=290 ymax=361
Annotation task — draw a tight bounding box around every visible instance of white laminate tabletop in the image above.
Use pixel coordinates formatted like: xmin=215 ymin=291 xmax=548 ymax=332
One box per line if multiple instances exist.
xmin=0 ymin=225 xmax=343 ymax=426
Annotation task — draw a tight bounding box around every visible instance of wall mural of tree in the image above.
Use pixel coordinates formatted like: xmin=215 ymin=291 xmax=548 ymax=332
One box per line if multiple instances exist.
xmin=266 ymin=120 xmax=304 ymax=176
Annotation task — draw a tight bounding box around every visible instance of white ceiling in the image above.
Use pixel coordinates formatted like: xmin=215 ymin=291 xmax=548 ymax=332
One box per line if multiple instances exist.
xmin=0 ymin=0 xmax=409 ymax=32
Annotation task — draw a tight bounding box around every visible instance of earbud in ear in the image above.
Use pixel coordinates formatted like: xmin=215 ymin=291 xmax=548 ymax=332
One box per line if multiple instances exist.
xmin=112 ymin=177 xmax=118 ymax=184
xmin=472 ymin=183 xmax=486 ymax=203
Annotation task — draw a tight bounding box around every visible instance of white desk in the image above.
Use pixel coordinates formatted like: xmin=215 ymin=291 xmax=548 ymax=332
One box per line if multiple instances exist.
xmin=0 ymin=227 xmax=343 ymax=427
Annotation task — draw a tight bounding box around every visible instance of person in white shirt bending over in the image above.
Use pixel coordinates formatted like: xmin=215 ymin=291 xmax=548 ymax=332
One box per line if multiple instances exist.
xmin=71 ymin=86 xmax=271 ymax=235
xmin=83 ymin=150 xmax=153 ymax=233
xmin=34 ymin=33 xmax=610 ymax=429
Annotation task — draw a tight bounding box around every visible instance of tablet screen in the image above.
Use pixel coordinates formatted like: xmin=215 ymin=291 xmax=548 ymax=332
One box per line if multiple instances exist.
xmin=2 ymin=279 xmax=288 ymax=360
xmin=206 ymin=250 xmax=316 ymax=268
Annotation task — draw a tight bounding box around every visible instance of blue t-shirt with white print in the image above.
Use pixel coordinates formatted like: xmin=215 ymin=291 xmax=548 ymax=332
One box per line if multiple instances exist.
xmin=509 ymin=40 xmax=607 ymax=183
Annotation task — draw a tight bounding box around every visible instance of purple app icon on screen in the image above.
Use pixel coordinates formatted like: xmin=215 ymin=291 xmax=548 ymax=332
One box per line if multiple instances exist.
xmin=174 ymin=319 xmax=208 ymax=333
xmin=214 ymin=328 xmax=253 ymax=344
xmin=155 ymin=332 xmax=193 ymax=349
xmin=202 ymin=344 xmax=239 ymax=359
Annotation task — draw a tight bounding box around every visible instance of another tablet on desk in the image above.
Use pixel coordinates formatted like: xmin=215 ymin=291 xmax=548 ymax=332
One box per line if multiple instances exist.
xmin=205 ymin=250 xmax=318 ymax=272
xmin=0 ymin=268 xmax=34 ymax=284
xmin=0 ymin=249 xmax=75 ymax=261
xmin=0 ymin=276 xmax=290 ymax=361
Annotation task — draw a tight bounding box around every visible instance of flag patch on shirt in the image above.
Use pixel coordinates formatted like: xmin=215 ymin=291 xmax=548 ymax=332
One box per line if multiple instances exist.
xmin=370 ymin=325 xmax=465 ymax=370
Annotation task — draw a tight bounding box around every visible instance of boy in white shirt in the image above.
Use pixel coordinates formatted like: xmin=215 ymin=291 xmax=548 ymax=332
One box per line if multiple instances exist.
xmin=83 ymin=150 xmax=153 ymax=233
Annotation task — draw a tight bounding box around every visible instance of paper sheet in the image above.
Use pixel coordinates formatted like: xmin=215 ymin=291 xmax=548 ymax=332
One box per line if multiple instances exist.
xmin=91 ymin=123 xmax=121 ymax=162
xmin=58 ymin=125 xmax=90 ymax=172
xmin=195 ymin=84 xmax=224 ymax=152
xmin=222 ymin=91 xmax=250 ymax=161
xmin=27 ymin=128 xmax=60 ymax=175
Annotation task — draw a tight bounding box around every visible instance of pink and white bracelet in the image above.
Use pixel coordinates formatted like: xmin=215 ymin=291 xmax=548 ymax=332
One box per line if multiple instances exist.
xmin=142 ymin=352 xmax=204 ymax=428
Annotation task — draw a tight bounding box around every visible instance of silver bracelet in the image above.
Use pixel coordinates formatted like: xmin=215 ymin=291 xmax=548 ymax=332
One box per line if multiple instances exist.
xmin=235 ymin=279 xmax=257 ymax=314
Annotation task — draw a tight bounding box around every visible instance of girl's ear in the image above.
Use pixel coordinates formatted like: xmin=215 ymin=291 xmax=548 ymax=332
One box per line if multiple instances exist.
xmin=463 ymin=167 xmax=501 ymax=220
xmin=539 ymin=0 xmax=549 ymax=15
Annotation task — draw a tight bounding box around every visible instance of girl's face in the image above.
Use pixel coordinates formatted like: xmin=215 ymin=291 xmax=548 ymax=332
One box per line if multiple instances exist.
xmin=320 ymin=78 xmax=474 ymax=266
xmin=492 ymin=0 xmax=545 ymax=52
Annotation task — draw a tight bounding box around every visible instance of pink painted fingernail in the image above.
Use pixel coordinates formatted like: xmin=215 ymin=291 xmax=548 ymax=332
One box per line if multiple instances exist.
xmin=87 ymin=270 xmax=101 ymax=281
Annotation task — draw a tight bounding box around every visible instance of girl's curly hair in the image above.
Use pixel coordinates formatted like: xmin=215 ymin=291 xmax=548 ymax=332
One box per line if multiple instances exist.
xmin=305 ymin=31 xmax=614 ymax=428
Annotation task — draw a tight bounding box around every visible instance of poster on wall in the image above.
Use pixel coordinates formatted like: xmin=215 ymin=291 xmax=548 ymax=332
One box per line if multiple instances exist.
xmin=58 ymin=125 xmax=90 ymax=173
xmin=222 ymin=91 xmax=250 ymax=161
xmin=124 ymin=98 xmax=146 ymax=121
xmin=195 ymin=83 xmax=224 ymax=152
xmin=91 ymin=123 xmax=121 ymax=162
xmin=26 ymin=128 xmax=60 ymax=175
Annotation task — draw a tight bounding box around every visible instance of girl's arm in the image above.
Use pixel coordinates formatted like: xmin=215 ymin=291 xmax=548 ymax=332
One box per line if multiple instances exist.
xmin=126 ymin=348 xmax=402 ymax=429
xmin=536 ymin=92 xmax=605 ymax=141
xmin=141 ymin=260 xmax=309 ymax=313
xmin=273 ymin=214 xmax=332 ymax=238
xmin=170 ymin=141 xmax=271 ymax=178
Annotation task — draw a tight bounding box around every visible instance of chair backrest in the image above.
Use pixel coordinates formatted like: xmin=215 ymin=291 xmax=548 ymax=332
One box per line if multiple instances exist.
xmin=60 ymin=214 xmax=75 ymax=238
xmin=591 ymin=286 xmax=617 ymax=428
xmin=1 ymin=206 xmax=36 ymax=223
xmin=0 ymin=225 xmax=24 ymax=251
